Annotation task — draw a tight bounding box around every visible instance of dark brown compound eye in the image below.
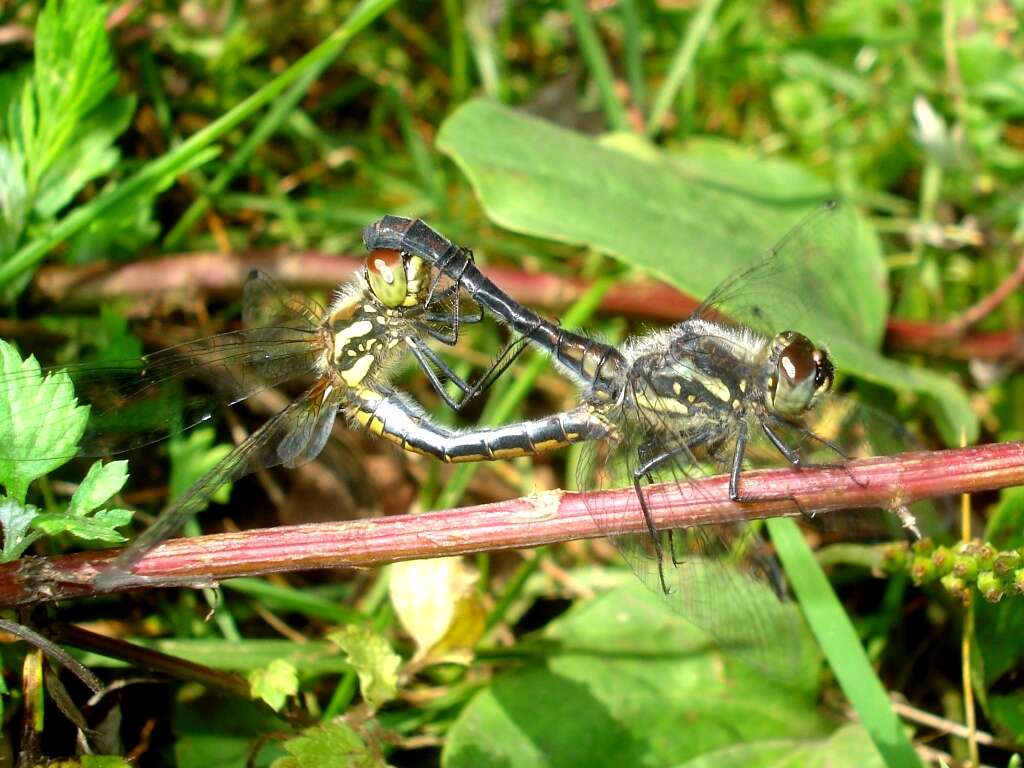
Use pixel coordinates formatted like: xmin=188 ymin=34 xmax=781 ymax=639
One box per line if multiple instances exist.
xmin=778 ymin=335 xmax=817 ymax=386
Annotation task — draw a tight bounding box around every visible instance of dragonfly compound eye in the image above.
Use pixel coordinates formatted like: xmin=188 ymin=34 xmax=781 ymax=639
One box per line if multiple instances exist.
xmin=366 ymin=248 xmax=409 ymax=308
xmin=769 ymin=332 xmax=833 ymax=416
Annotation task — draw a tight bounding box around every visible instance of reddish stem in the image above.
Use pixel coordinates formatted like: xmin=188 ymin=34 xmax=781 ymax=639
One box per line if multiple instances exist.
xmin=33 ymin=251 xmax=1022 ymax=361
xmin=3 ymin=442 xmax=1023 ymax=606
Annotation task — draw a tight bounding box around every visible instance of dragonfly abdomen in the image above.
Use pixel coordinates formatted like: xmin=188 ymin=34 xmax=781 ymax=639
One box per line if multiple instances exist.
xmin=347 ymin=388 xmax=610 ymax=464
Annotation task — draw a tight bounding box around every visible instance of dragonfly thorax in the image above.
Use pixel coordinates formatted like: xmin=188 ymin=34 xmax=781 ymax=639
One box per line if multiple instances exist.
xmin=622 ymin=323 xmax=763 ymax=436
xmin=763 ymin=331 xmax=833 ymax=418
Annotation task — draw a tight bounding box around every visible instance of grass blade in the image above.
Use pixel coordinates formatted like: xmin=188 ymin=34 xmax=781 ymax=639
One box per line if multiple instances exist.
xmin=768 ymin=516 xmax=922 ymax=768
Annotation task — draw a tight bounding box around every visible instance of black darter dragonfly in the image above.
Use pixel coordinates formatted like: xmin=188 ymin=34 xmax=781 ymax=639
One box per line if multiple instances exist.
xmin=365 ymin=203 xmax=920 ymax=674
xmin=0 ymin=246 xmax=604 ymax=589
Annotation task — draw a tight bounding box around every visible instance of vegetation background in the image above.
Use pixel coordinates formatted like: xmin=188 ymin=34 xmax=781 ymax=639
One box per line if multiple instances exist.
xmin=0 ymin=0 xmax=1022 ymax=765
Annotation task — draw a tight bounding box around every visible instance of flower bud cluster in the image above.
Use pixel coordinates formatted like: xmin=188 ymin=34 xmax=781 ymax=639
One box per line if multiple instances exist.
xmin=882 ymin=538 xmax=1024 ymax=605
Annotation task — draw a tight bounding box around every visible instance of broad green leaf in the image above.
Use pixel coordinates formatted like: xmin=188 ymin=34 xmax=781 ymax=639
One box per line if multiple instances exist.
xmin=443 ymin=581 xmax=829 ymax=768
xmin=676 ymin=723 xmax=885 ymax=767
xmin=989 ymin=691 xmax=1024 ymax=742
xmin=0 ymin=497 xmax=42 ymax=561
xmin=0 ymin=340 xmax=88 ymax=501
xmin=436 ymin=99 xmax=975 ymax=444
xmin=271 ymin=721 xmax=388 ymax=768
xmin=328 ymin=626 xmax=400 ymax=712
xmin=67 ymin=460 xmax=128 ymax=517
xmin=249 ymin=659 xmax=299 ymax=712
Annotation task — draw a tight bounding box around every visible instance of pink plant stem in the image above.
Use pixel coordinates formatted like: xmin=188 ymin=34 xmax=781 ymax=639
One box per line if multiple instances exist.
xmin=3 ymin=442 xmax=1023 ymax=607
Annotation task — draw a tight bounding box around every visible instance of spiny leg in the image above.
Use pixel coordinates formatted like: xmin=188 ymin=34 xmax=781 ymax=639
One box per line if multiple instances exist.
xmin=730 ymin=420 xmax=810 ymax=519
xmin=405 ymin=333 xmax=530 ymax=412
xmin=632 ymin=439 xmax=710 ymax=594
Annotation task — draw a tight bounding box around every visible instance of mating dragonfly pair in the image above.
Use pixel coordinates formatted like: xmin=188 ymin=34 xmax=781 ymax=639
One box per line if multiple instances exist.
xmin=0 ymin=201 xmax=912 ymax=673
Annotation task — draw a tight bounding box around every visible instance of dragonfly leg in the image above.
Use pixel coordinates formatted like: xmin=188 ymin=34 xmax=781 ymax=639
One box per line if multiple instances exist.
xmin=631 ymin=471 xmax=671 ymax=595
xmin=405 ymin=333 xmax=530 ymax=412
xmin=765 ymin=418 xmax=868 ymax=489
xmin=632 ymin=439 xmax=706 ymax=593
xmin=731 ymin=421 xmax=810 ymax=518
xmin=427 ymin=246 xmax=474 ymax=308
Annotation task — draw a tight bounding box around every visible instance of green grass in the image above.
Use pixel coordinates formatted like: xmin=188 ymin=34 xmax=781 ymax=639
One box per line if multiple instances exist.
xmin=0 ymin=0 xmax=1022 ymax=766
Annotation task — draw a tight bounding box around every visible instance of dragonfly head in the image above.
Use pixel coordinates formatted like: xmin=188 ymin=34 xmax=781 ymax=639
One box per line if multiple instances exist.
xmin=765 ymin=331 xmax=833 ymax=417
xmin=365 ymin=248 xmax=412 ymax=308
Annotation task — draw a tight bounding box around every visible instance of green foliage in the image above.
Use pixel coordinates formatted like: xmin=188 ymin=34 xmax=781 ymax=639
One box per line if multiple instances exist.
xmin=328 ymin=626 xmax=400 ymax=713
xmin=0 ymin=340 xmax=131 ymax=559
xmin=173 ymin=696 xmax=288 ymax=768
xmin=168 ymin=428 xmax=234 ymax=508
xmin=0 ymin=339 xmax=87 ymax=501
xmin=249 ymin=659 xmax=299 ymax=712
xmin=0 ymin=0 xmax=138 ymax=270
xmin=272 ymin=721 xmax=388 ymax=768
xmin=0 ymin=0 xmax=1021 ymax=764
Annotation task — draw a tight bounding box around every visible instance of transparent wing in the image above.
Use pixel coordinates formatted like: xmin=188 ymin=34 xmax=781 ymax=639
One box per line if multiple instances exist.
xmin=243 ymin=269 xmax=325 ymax=330
xmin=577 ymin=407 xmax=806 ymax=679
xmin=692 ymin=201 xmax=882 ymax=346
xmin=95 ymin=380 xmax=343 ymax=588
xmin=0 ymin=277 xmax=326 ymax=464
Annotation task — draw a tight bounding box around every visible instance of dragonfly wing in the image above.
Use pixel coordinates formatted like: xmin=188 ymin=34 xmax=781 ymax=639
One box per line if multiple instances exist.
xmin=93 ymin=381 xmax=340 ymax=588
xmin=243 ymin=269 xmax=325 ymax=330
xmin=691 ymin=201 xmax=876 ymax=345
xmin=577 ymin=408 xmax=806 ymax=680
xmin=0 ymin=327 xmax=324 ymax=463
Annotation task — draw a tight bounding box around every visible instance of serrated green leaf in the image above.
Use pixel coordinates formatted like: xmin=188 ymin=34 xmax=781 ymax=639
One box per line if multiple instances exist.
xmin=327 ymin=626 xmax=400 ymax=712
xmin=27 ymin=0 xmax=118 ymax=189
xmin=271 ymin=721 xmax=387 ymax=768
xmin=0 ymin=339 xmax=88 ymax=501
xmin=67 ymin=460 xmax=128 ymax=517
xmin=34 ymin=94 xmax=135 ymax=218
xmin=0 ymin=497 xmax=42 ymax=562
xmin=248 ymin=659 xmax=299 ymax=712
xmin=30 ymin=509 xmax=130 ymax=544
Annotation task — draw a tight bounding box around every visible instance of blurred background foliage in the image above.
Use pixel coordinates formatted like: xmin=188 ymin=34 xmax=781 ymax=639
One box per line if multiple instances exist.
xmin=0 ymin=0 xmax=1023 ymax=765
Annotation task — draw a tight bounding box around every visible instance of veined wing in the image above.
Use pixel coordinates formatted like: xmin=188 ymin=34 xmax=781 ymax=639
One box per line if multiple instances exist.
xmin=0 ymin=272 xmax=328 ymax=464
xmin=691 ymin=200 xmax=884 ymax=348
xmin=0 ymin=328 xmax=325 ymax=464
xmin=576 ymin=406 xmax=807 ymax=679
xmin=94 ymin=378 xmax=343 ymax=589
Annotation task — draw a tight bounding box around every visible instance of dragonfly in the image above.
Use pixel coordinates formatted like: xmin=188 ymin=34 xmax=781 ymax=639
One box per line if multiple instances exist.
xmin=0 ymin=245 xmax=568 ymax=589
xmin=364 ymin=203 xmax=921 ymax=675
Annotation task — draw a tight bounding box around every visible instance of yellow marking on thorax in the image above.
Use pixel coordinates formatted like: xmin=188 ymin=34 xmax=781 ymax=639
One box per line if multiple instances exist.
xmin=670 ymin=363 xmax=733 ymax=403
xmin=335 ymin=319 xmax=374 ymax=344
xmin=342 ymin=355 xmax=375 ymax=386
xmin=635 ymin=391 xmax=689 ymax=416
